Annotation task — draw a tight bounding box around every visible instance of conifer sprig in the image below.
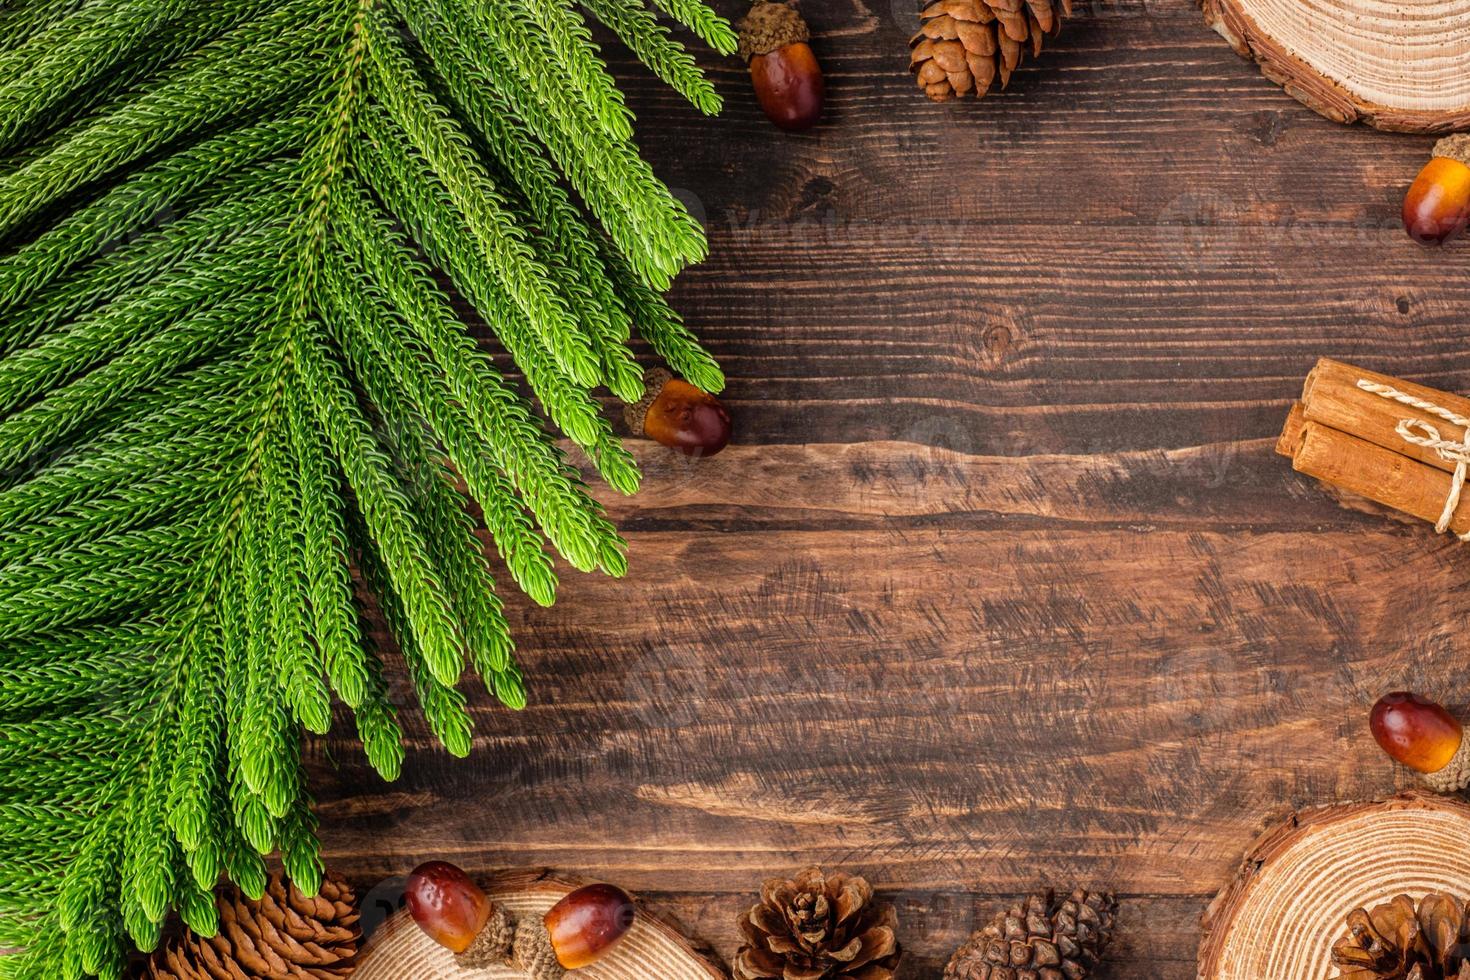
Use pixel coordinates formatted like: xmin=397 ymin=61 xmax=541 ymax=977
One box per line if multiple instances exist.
xmin=0 ymin=0 xmax=728 ymax=976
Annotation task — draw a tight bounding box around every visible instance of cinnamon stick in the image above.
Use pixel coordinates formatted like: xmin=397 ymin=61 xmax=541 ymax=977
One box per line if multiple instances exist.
xmin=1288 ymin=419 xmax=1470 ymax=535
xmin=1301 ymin=358 xmax=1470 ymax=476
xmin=1276 ymin=401 xmax=1306 ymax=459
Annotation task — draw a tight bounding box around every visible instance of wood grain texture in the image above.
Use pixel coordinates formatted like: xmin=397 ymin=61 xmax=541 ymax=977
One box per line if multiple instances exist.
xmin=1198 ymin=792 xmax=1470 ymax=979
xmin=1200 ymin=0 xmax=1470 ymax=133
xmin=309 ymin=2 xmax=1470 ymax=976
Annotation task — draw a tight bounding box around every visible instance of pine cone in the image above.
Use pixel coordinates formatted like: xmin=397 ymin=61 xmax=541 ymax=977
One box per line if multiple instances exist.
xmin=909 ymin=0 xmax=1071 ymax=102
xmin=1333 ymin=893 xmax=1470 ymax=980
xmin=143 ymin=872 xmax=360 ymax=979
xmin=733 ymin=866 xmax=901 ymax=980
xmin=943 ymin=889 xmax=1117 ymax=980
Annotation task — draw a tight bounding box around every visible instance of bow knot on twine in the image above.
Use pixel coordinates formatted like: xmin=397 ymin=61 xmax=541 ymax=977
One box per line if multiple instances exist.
xmin=1357 ymin=378 xmax=1470 ymax=539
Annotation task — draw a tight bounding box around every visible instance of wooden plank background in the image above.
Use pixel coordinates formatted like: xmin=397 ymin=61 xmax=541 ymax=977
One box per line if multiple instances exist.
xmin=308 ymin=1 xmax=1470 ymax=975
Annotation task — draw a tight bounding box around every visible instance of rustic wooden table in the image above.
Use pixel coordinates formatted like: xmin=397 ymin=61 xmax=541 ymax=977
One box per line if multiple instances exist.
xmin=309 ymin=2 xmax=1470 ymax=975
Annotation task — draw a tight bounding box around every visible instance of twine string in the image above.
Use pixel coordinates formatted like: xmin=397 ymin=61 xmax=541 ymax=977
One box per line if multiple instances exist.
xmin=1356 ymin=378 xmax=1470 ymax=540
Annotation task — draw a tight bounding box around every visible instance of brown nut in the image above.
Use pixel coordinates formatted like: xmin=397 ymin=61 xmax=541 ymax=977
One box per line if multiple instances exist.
xmin=405 ymin=861 xmax=493 ymax=954
xmin=1371 ymin=691 xmax=1463 ymax=774
xmin=738 ymin=1 xmax=824 ymax=131
xmin=1403 ymin=135 xmax=1470 ymax=245
xmin=625 ymin=368 xmax=732 ymax=457
xmin=543 ymin=883 xmax=636 ymax=969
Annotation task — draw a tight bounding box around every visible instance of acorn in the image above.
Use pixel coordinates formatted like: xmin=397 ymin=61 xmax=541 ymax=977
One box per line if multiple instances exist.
xmin=405 ymin=861 xmax=636 ymax=978
xmin=405 ymin=861 xmax=493 ymax=954
xmin=1403 ymin=134 xmax=1470 ymax=246
xmin=624 ymin=368 xmax=732 ymax=458
xmin=737 ymin=1 xmax=824 ymax=131
xmin=544 ymin=883 xmax=637 ymax=969
xmin=1370 ymin=692 xmax=1470 ymax=792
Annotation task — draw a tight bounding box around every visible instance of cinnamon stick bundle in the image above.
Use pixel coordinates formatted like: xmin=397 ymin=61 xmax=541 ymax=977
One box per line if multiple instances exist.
xmin=1277 ymin=359 xmax=1470 ymax=536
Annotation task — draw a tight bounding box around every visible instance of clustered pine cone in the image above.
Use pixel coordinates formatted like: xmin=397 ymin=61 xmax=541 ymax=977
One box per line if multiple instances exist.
xmin=142 ymin=872 xmax=359 ymax=979
xmin=734 ymin=866 xmax=902 ymax=980
xmin=1333 ymin=893 xmax=1470 ymax=980
xmin=943 ymin=889 xmax=1117 ymax=980
xmin=909 ymin=0 xmax=1071 ymax=102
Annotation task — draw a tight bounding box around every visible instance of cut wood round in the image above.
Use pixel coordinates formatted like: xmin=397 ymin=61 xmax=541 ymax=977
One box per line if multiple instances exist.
xmin=1200 ymin=0 xmax=1470 ymax=132
xmin=1198 ymin=792 xmax=1470 ymax=979
xmin=355 ymin=870 xmax=726 ymax=980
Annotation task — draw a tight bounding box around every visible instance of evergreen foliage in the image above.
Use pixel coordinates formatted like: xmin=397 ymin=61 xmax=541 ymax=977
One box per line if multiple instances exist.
xmin=0 ymin=0 xmax=733 ymax=975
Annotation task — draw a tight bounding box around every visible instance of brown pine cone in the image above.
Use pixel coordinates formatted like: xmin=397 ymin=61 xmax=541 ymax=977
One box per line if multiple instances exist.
xmin=1333 ymin=893 xmax=1470 ymax=980
xmin=143 ymin=872 xmax=360 ymax=979
xmin=944 ymin=889 xmax=1117 ymax=980
xmin=909 ymin=0 xmax=1071 ymax=102
xmin=733 ymin=866 xmax=901 ymax=980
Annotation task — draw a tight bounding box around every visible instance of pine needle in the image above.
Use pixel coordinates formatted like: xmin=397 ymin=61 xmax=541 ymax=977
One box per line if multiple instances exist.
xmin=0 ymin=0 xmax=731 ymax=974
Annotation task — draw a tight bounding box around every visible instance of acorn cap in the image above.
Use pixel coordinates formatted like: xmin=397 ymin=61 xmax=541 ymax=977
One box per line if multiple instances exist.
xmin=456 ymin=904 xmax=567 ymax=980
xmin=513 ymin=917 xmax=567 ymax=979
xmin=1422 ymin=734 xmax=1470 ymax=793
xmin=737 ymin=1 xmax=810 ymax=62
xmin=457 ymin=904 xmax=516 ymax=970
xmin=1433 ymin=134 xmax=1470 ymax=167
xmin=623 ymin=367 xmax=672 ymax=436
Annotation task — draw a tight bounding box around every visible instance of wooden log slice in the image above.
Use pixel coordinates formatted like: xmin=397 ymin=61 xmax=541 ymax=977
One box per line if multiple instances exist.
xmin=1200 ymin=0 xmax=1470 ymax=132
xmin=1198 ymin=792 xmax=1470 ymax=979
xmin=355 ymin=870 xmax=727 ymax=980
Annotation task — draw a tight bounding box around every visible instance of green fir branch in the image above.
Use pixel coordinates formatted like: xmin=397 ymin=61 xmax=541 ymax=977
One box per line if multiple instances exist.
xmin=649 ymin=0 xmax=740 ymax=55
xmin=583 ymin=0 xmax=729 ymax=114
xmin=0 ymin=0 xmax=726 ymax=975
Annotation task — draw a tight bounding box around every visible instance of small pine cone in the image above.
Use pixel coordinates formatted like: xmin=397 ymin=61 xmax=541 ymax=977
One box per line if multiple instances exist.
xmin=944 ymin=889 xmax=1117 ymax=980
xmin=1332 ymin=892 xmax=1470 ymax=980
xmin=143 ymin=872 xmax=360 ymax=979
xmin=734 ymin=867 xmax=902 ymax=980
xmin=909 ymin=0 xmax=1071 ymax=103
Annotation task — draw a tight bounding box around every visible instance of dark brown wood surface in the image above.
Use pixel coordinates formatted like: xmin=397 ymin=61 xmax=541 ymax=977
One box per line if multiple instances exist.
xmin=309 ymin=2 xmax=1470 ymax=976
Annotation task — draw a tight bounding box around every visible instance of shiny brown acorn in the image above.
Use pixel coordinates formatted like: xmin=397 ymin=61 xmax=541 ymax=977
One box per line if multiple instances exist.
xmin=544 ymin=884 xmax=637 ymax=969
xmin=405 ymin=861 xmax=492 ymax=954
xmin=737 ymin=1 xmax=824 ymax=131
xmin=1371 ymin=692 xmax=1462 ymax=773
xmin=1403 ymin=135 xmax=1470 ymax=245
xmin=1371 ymin=692 xmax=1470 ymax=793
xmin=625 ymin=367 xmax=732 ymax=457
xmin=405 ymin=861 xmax=635 ymax=977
